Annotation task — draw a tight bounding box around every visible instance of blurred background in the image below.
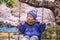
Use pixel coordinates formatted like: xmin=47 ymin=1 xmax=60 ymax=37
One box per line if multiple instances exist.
xmin=0 ymin=0 xmax=60 ymax=40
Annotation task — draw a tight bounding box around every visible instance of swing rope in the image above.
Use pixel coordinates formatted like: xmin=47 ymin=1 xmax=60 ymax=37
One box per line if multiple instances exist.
xmin=18 ymin=1 xmax=21 ymax=40
xmin=42 ymin=0 xmax=45 ymax=23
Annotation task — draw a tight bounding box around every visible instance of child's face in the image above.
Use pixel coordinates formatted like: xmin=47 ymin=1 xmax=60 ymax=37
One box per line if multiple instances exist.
xmin=27 ymin=14 xmax=35 ymax=23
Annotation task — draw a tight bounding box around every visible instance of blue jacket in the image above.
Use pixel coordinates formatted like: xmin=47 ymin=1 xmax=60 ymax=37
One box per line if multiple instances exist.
xmin=18 ymin=22 xmax=46 ymax=39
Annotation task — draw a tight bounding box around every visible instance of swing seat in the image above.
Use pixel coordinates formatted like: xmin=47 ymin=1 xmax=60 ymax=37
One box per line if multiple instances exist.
xmin=0 ymin=32 xmax=14 ymax=37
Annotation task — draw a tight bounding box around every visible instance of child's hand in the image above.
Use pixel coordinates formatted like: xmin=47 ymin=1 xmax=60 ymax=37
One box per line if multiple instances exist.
xmin=41 ymin=22 xmax=45 ymax=25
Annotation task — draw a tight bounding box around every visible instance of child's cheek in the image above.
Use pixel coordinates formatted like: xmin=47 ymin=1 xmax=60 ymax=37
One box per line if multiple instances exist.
xmin=28 ymin=19 xmax=32 ymax=22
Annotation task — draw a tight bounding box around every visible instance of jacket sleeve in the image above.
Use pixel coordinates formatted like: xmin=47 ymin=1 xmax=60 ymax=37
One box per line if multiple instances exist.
xmin=39 ymin=23 xmax=46 ymax=33
xmin=18 ymin=24 xmax=25 ymax=34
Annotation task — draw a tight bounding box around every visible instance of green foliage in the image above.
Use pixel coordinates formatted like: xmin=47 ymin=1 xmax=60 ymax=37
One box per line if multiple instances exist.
xmin=42 ymin=25 xmax=60 ymax=40
xmin=5 ymin=0 xmax=15 ymax=8
xmin=42 ymin=25 xmax=53 ymax=39
xmin=0 ymin=0 xmax=2 ymax=4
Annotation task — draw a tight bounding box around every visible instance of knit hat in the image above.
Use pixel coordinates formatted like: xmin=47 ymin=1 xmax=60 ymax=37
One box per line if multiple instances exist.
xmin=28 ymin=9 xmax=37 ymax=20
